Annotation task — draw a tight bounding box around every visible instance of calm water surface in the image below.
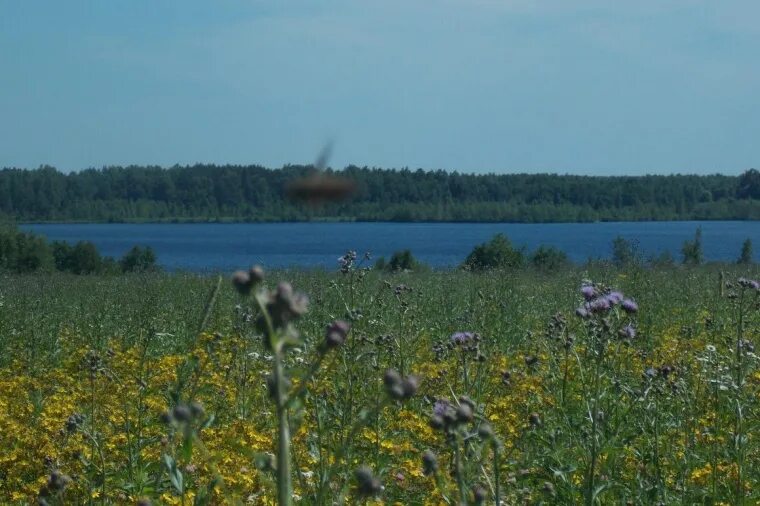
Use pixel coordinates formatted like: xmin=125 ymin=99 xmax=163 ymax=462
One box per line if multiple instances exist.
xmin=22 ymin=221 xmax=759 ymax=271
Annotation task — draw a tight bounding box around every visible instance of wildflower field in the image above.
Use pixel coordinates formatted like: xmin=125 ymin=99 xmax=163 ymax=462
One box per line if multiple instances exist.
xmin=0 ymin=262 xmax=758 ymax=505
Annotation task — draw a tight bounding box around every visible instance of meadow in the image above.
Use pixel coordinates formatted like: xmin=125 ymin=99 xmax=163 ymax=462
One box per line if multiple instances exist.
xmin=0 ymin=261 xmax=758 ymax=505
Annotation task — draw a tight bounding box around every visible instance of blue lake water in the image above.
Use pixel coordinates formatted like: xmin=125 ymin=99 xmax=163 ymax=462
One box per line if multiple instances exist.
xmin=22 ymin=221 xmax=759 ymax=271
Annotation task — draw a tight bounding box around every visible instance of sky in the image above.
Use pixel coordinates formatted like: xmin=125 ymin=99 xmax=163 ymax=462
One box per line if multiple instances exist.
xmin=1 ymin=1 xmax=759 ymax=175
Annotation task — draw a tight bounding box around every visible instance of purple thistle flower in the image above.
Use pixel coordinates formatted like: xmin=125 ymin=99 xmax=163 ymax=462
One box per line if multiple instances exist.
xmin=606 ymin=291 xmax=624 ymax=305
xmin=433 ymin=399 xmax=451 ymax=417
xmin=590 ymin=297 xmax=611 ymax=313
xmin=450 ymin=332 xmax=474 ymax=345
xmin=580 ymin=284 xmax=596 ymax=301
xmin=622 ymin=323 xmax=636 ymax=340
xmin=621 ymin=299 xmax=639 ymax=313
xmin=337 ymin=250 xmax=358 ymax=273
xmin=575 ymin=307 xmax=589 ymax=318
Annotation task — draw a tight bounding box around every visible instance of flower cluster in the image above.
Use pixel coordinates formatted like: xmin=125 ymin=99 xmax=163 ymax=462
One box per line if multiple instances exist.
xmin=338 ymin=250 xmax=358 ymax=274
xmin=575 ymin=282 xmax=638 ymax=318
xmin=384 ymin=369 xmax=420 ymax=400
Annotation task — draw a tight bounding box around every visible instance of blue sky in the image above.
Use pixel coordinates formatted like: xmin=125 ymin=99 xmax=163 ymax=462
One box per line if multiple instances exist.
xmin=1 ymin=1 xmax=758 ymax=175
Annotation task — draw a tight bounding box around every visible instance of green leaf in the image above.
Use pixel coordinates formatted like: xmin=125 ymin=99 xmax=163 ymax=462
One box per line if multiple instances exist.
xmin=201 ymin=413 xmax=216 ymax=430
xmin=163 ymin=454 xmax=184 ymax=494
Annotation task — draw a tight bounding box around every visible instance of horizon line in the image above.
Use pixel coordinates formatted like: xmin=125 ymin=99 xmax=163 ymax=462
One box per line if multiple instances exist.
xmin=1 ymin=163 xmax=753 ymax=179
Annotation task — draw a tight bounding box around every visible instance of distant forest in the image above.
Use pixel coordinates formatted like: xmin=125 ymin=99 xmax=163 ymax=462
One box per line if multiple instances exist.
xmin=1 ymin=165 xmax=759 ymax=223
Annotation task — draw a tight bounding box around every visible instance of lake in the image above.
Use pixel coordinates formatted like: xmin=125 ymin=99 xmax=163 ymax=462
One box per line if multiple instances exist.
xmin=22 ymin=221 xmax=759 ymax=271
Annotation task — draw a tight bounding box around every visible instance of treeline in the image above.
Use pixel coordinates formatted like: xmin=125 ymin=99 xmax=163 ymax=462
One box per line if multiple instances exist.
xmin=376 ymin=231 xmax=755 ymax=273
xmin=0 ymin=224 xmax=157 ymax=274
xmin=0 ymin=165 xmax=758 ymax=223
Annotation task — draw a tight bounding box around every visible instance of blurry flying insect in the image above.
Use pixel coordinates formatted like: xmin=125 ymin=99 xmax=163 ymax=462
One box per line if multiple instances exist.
xmin=285 ymin=142 xmax=356 ymax=204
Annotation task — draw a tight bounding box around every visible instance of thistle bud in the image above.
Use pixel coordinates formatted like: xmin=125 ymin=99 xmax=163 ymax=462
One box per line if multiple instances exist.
xmin=458 ymin=396 xmax=475 ymax=410
xmin=249 ymin=265 xmax=265 ymax=284
xmin=64 ymin=413 xmax=85 ymax=434
xmin=575 ymin=307 xmax=589 ymax=318
xmin=422 ymin=450 xmax=438 ymax=475
xmin=621 ymin=299 xmax=638 ymax=313
xmin=401 ymin=375 xmax=419 ymax=398
xmin=387 ymin=383 xmax=405 ymax=400
xmin=355 ymin=466 xmax=382 ymax=497
xmin=277 ymin=281 xmax=293 ymax=300
xmin=267 ymin=282 xmax=309 ymax=328
xmin=189 ymin=402 xmax=205 ymax=418
xmin=47 ymin=470 xmax=71 ymax=492
xmin=324 ymin=320 xmax=350 ymax=350
xmin=172 ymin=405 xmax=192 ymax=423
xmin=456 ymin=403 xmax=473 ymax=423
xmin=478 ymin=422 xmax=494 ymax=440
xmin=231 ymin=270 xmax=252 ymax=295
xmin=384 ymin=369 xmax=402 ymax=390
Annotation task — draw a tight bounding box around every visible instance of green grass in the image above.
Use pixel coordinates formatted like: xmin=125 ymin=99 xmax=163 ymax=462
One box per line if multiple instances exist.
xmin=0 ymin=265 xmax=753 ymax=367
xmin=0 ymin=264 xmax=758 ymax=504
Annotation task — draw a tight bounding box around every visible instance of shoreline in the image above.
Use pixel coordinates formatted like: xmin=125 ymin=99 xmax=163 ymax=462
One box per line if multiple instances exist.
xmin=17 ymin=217 xmax=760 ymax=225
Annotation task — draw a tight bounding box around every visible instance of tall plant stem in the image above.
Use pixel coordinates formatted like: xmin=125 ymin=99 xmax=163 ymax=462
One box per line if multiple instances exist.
xmin=453 ymin=436 xmax=467 ymax=506
xmin=274 ymin=345 xmax=292 ymax=506
xmin=586 ymin=336 xmax=606 ymax=506
xmin=493 ymin=441 xmax=501 ymax=506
